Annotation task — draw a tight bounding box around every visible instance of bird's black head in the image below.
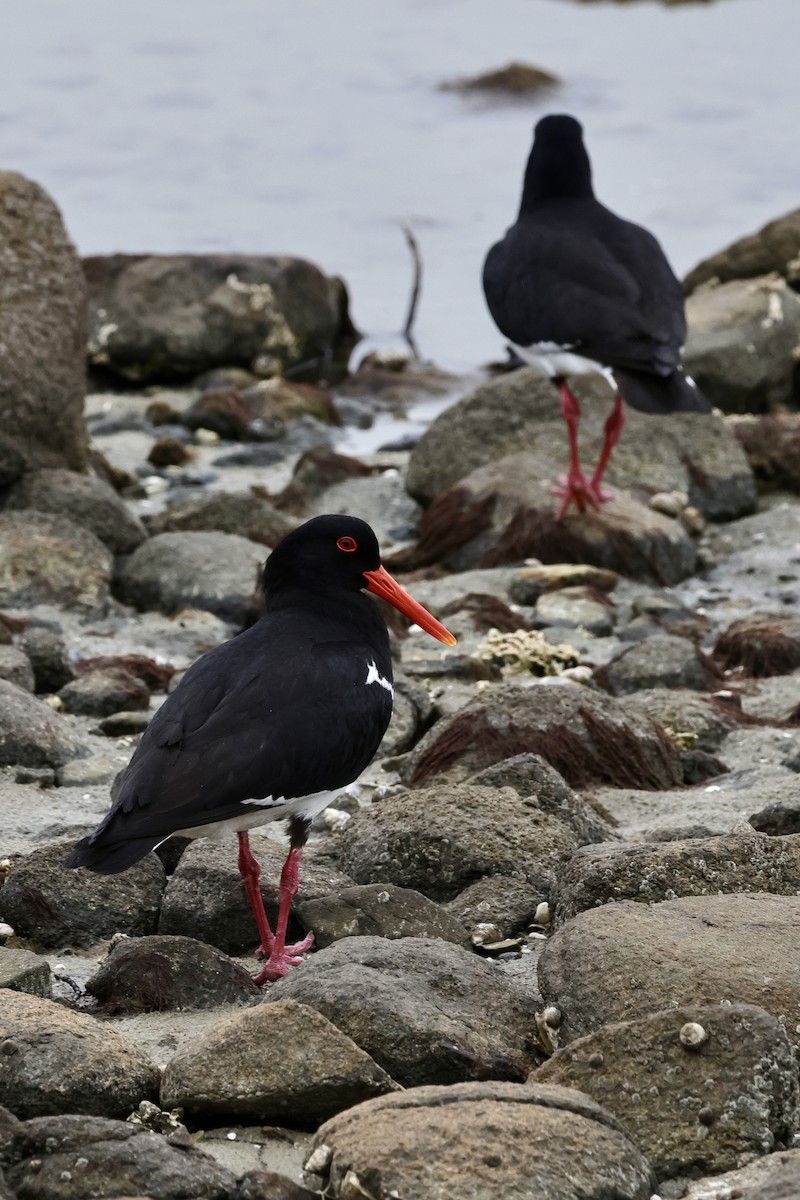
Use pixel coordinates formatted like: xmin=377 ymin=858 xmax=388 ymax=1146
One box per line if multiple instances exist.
xmin=520 ymin=112 xmax=594 ymax=210
xmin=262 ymin=514 xmax=457 ymax=645
xmin=263 ymin=514 xmax=381 ymax=597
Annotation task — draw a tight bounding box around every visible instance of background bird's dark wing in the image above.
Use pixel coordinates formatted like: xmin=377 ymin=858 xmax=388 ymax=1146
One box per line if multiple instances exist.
xmin=483 ymin=202 xmax=687 ymax=375
xmin=67 ymin=622 xmax=392 ymax=867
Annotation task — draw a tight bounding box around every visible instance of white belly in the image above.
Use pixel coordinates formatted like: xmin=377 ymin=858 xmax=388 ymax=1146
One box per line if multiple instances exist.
xmin=176 ymin=788 xmax=338 ymax=841
xmin=514 ymin=342 xmax=616 ymax=388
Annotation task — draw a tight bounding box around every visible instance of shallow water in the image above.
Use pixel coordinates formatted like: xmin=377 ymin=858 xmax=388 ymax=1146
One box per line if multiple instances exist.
xmin=1 ymin=0 xmax=798 ymax=368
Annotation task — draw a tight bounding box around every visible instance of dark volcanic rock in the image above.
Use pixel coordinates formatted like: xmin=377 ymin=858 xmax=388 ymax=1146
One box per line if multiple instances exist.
xmin=58 ymin=665 xmax=151 ymax=716
xmin=114 ymin=529 xmax=264 ymax=619
xmin=0 ymin=511 xmax=113 ymax=609
xmin=537 ymin=1003 xmax=799 ymax=1181
xmin=146 ymin=491 xmax=296 ymax=547
xmin=84 ymin=252 xmax=355 ymax=383
xmin=338 ymin=784 xmax=578 ymax=902
xmin=161 ymin=998 xmax=398 ymax=1123
xmin=0 ymin=1113 xmax=236 ymax=1199
xmin=309 ymin=1081 xmax=653 ymax=1200
xmin=267 ymin=936 xmax=540 ymax=1087
xmin=0 ymin=172 xmax=88 ymax=473
xmin=295 ymin=883 xmax=469 ymax=949
xmin=538 ymin=892 xmax=800 ymax=1047
xmin=0 ymin=469 xmax=146 ymax=553
xmin=602 ymin=633 xmax=715 ymax=695
xmin=685 ymin=207 xmax=800 ymax=292
xmin=552 ymin=829 xmax=800 ymax=924
xmin=19 ymin=627 xmax=76 ymax=693
xmin=0 ymin=680 xmax=82 ymax=767
xmin=617 ymin=688 xmax=731 ymax=751
xmin=0 ymin=647 xmax=34 ymax=692
xmin=469 ymin=752 xmax=613 ymax=843
xmin=0 ymin=990 xmax=159 ymax=1119
xmin=85 ymin=934 xmax=260 ymax=1013
xmin=159 ymin=835 xmax=354 ymax=954
xmin=0 ymin=842 xmax=165 ymax=949
xmin=401 ymin=682 xmax=682 ymax=791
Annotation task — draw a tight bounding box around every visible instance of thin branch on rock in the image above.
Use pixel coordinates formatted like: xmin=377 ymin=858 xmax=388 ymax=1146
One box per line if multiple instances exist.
xmin=401 ymin=222 xmax=423 ymax=359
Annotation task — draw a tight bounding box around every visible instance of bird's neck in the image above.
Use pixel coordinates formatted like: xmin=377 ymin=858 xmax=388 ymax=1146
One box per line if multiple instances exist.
xmin=519 ymin=142 xmax=594 ymax=211
xmin=265 ymin=582 xmax=389 ymax=650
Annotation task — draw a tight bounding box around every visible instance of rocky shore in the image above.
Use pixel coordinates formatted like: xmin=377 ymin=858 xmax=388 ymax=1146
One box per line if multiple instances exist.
xmin=1 ymin=172 xmax=800 ymax=1200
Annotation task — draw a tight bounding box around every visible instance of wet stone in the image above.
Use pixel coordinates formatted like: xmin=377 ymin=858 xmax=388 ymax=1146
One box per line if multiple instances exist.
xmin=58 ymin=666 xmax=151 ymax=716
xmin=294 ymin=882 xmax=469 ymax=949
xmin=0 ymin=646 xmax=34 ymax=692
xmin=0 ymin=948 xmax=51 ymax=998
xmin=18 ymin=626 xmax=76 ymax=693
xmin=0 ymin=680 xmax=82 ymax=768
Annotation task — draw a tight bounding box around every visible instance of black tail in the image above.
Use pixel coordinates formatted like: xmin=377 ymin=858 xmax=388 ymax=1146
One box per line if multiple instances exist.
xmin=614 ymin=368 xmax=711 ymax=415
xmin=64 ymin=833 xmax=161 ymax=875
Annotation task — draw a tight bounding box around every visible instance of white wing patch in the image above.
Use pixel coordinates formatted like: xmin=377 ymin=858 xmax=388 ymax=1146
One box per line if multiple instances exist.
xmin=366 ymin=659 xmax=394 ymax=698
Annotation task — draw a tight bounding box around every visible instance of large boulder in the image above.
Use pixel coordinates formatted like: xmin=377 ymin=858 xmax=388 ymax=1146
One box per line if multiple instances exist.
xmin=0 ymin=511 xmax=113 ymax=609
xmin=683 ymin=275 xmax=800 ymax=413
xmin=684 ymin=207 xmax=800 ymax=292
xmin=0 ymin=172 xmax=88 ymax=473
xmin=84 ymin=253 xmax=355 ymax=384
xmin=406 ymin=368 xmax=754 ymax=520
xmin=0 ymin=469 xmax=146 ymax=554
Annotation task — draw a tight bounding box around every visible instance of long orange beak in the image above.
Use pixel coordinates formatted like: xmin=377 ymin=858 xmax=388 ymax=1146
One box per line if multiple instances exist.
xmin=363 ymin=565 xmax=456 ymax=646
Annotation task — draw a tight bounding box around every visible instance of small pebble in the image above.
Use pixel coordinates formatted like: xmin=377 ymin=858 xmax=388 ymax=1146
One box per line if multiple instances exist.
xmin=679 ymin=1021 xmax=708 ymax=1049
xmin=534 ymin=901 xmax=550 ymax=926
xmin=543 ymin=1005 xmax=562 ymax=1029
xmin=305 ymin=1143 xmax=332 ymax=1175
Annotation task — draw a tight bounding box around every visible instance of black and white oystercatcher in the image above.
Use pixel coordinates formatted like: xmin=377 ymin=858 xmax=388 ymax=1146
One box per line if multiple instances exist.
xmin=65 ymin=515 xmax=456 ymax=982
xmin=483 ymin=113 xmax=710 ymax=519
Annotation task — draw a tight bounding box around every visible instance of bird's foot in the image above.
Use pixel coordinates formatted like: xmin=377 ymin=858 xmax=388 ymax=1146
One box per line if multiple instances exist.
xmin=252 ymin=930 xmax=315 ymax=985
xmin=552 ymin=471 xmax=610 ymax=519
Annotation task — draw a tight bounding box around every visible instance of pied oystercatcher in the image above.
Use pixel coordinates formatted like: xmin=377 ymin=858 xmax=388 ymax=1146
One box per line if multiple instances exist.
xmin=66 ymin=515 xmax=456 ymax=982
xmin=483 ymin=113 xmax=710 ymax=519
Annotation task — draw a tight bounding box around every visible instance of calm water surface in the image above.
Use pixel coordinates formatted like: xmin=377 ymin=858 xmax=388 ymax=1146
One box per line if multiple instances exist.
xmin=1 ymin=0 xmax=798 ymax=368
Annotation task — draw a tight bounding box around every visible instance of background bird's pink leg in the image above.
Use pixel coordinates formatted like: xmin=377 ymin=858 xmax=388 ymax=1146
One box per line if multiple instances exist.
xmin=237 ymin=831 xmax=275 ymax=956
xmin=251 ymin=817 xmax=315 ymax=985
xmin=551 ymin=378 xmax=602 ymax=519
xmin=589 ymin=392 xmax=625 ymax=499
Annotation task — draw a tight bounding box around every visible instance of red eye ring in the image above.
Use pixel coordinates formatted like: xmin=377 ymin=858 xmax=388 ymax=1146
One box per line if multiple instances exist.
xmin=337 ymin=535 xmax=358 ymax=553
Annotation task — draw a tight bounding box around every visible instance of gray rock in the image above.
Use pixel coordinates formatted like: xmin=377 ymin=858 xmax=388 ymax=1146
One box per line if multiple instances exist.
xmin=618 ymin=688 xmax=731 ymax=751
xmin=0 ymin=469 xmax=146 ymax=553
xmin=0 ymin=1112 xmax=236 ymax=1198
xmin=680 ymin=1149 xmax=800 ymax=1200
xmin=85 ymin=934 xmax=260 ymax=1013
xmin=311 ymin=471 xmax=422 ymax=549
xmin=406 ymin=368 xmax=754 ymax=521
xmin=750 ymin=800 xmax=800 ymax=837
xmin=402 ymin=449 xmax=698 ymax=584
xmin=538 ymin=892 xmax=800 ymax=1047
xmin=592 ymin=764 xmax=798 ymax=840
xmin=684 ymin=275 xmax=800 ymax=413
xmin=58 ymin=666 xmax=150 ymax=717
xmin=377 ymin=674 xmax=434 ymax=757
xmin=0 ymin=680 xmax=82 ymax=768
xmin=533 ymin=586 xmax=616 ymax=636
xmin=159 ymin=835 xmax=354 ymax=954
xmin=443 ymin=875 xmax=544 ymax=939
xmin=0 ymin=647 xmax=34 ymax=692
xmin=18 ymin=627 xmax=76 ymax=692
xmin=0 ymin=841 xmax=165 ymax=949
xmin=0 ymin=989 xmax=159 ymax=1118
xmin=0 ymin=172 xmax=87 ymax=473
xmin=603 ymin=634 xmax=714 ymax=695
xmin=55 ymin=753 xmax=118 ymax=788
xmin=0 ymin=948 xmax=51 ymax=998
xmin=469 ymin=752 xmax=613 ymax=843
xmin=685 ymin=207 xmax=800 ymax=292
xmin=96 ymin=709 xmax=152 ymax=736
xmin=338 ymin=784 xmax=578 ymax=902
xmin=0 ymin=511 xmax=113 ymax=609
xmin=162 ymin=998 xmax=399 ymax=1123
xmin=402 ymin=681 xmax=682 ymax=791
xmin=552 ymin=829 xmax=800 ymax=924
xmin=295 ymin=883 xmax=469 ymax=949
xmin=308 ymin=1080 xmax=653 ymax=1200
xmin=84 ymin=252 xmax=353 ymax=384
xmin=146 ymin=491 xmax=296 ymax=547
xmin=740 ymin=672 xmax=800 ymax=722
xmin=536 ymin=1003 xmax=799 ymax=1181
xmin=268 ymin=936 xmax=540 ymax=1088
xmin=115 ymin=530 xmax=264 ymax=619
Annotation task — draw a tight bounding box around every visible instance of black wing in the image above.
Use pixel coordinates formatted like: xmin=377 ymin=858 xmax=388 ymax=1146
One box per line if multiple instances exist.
xmin=66 ymin=616 xmax=392 ymax=871
xmin=483 ymin=200 xmax=687 ymax=376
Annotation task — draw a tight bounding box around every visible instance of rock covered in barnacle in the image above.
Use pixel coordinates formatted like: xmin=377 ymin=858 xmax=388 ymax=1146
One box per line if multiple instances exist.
xmin=474 ymin=628 xmax=579 ymax=676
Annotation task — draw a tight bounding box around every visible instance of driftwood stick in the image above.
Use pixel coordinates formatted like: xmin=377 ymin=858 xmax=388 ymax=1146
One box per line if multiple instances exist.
xmin=401 ymin=222 xmax=423 ymax=358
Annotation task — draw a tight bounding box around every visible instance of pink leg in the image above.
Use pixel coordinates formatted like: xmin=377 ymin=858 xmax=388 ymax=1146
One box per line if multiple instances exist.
xmin=237 ymin=832 xmax=275 ymax=957
xmin=589 ymin=393 xmax=625 ymax=499
xmin=251 ymin=819 xmax=314 ymax=985
xmin=551 ymin=379 xmax=603 ymax=520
